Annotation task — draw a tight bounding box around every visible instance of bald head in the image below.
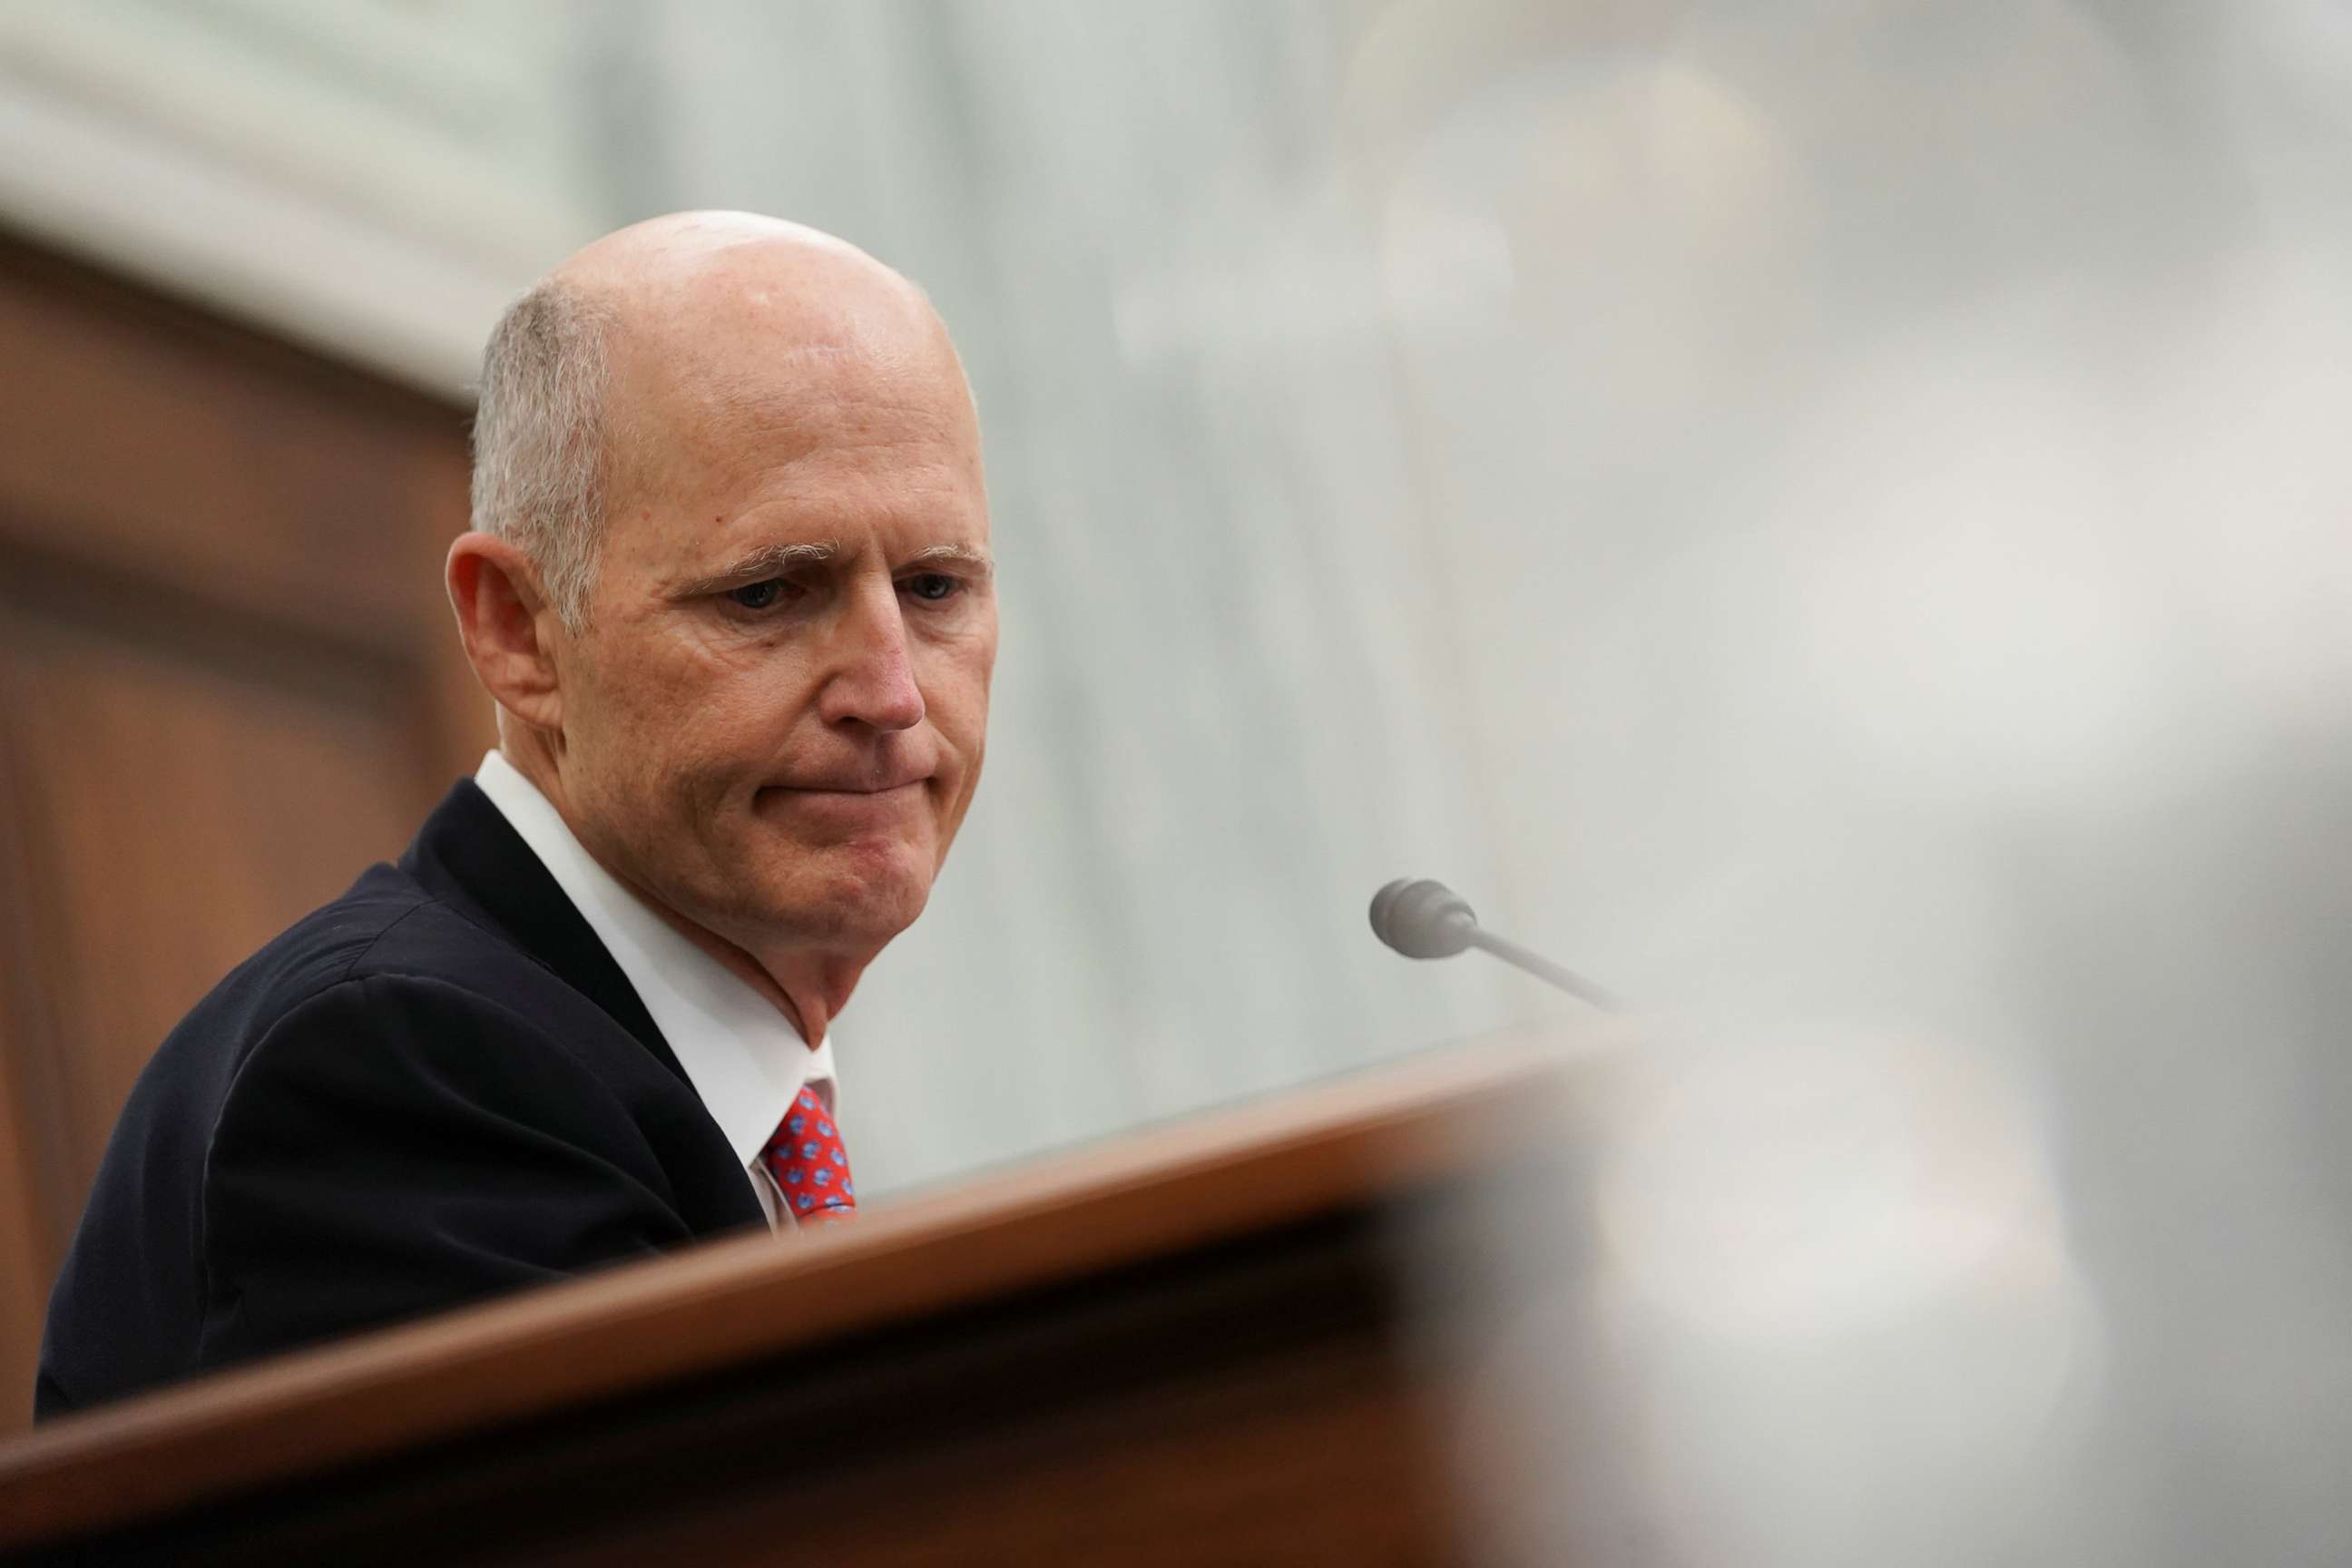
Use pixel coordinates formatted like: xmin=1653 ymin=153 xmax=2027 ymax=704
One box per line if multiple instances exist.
xmin=556 ymin=211 xmax=951 ymax=371
xmin=554 ymin=211 xmax=909 ymax=309
xmin=449 ymin=210 xmax=997 ymax=1040
xmin=472 ymin=211 xmax=972 ymax=628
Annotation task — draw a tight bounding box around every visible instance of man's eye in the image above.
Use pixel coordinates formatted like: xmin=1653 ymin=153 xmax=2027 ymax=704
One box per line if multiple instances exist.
xmin=903 ymin=573 xmax=961 ymax=603
xmin=730 ymin=579 xmax=788 ymax=610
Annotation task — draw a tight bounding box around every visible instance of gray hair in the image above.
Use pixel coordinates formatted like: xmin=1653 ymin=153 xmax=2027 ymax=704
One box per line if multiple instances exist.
xmin=469 ymin=279 xmax=615 ymax=629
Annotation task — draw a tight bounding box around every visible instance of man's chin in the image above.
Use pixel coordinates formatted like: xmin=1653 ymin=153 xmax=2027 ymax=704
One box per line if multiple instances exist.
xmin=760 ymin=858 xmax=932 ymax=946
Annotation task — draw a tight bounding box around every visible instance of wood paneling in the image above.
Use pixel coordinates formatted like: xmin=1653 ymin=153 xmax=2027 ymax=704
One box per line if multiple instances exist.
xmin=0 ymin=232 xmax=491 ymax=1428
xmin=0 ymin=240 xmax=462 ymax=644
xmin=0 ymin=844 xmax=52 ymax=1436
xmin=0 ymin=622 xmax=427 ymax=1194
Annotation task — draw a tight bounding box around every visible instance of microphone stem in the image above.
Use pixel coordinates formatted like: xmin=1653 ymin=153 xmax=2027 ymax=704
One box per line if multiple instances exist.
xmin=1465 ymin=927 xmax=1622 ymax=1011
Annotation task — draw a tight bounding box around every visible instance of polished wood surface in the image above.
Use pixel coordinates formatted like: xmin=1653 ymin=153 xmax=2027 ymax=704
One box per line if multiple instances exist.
xmin=0 ymin=1038 xmax=1579 ymax=1564
xmin=0 ymin=232 xmax=492 ymax=1426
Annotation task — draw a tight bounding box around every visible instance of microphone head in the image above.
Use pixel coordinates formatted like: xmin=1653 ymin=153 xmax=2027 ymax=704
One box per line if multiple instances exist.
xmin=1369 ymin=877 xmax=1478 ymax=959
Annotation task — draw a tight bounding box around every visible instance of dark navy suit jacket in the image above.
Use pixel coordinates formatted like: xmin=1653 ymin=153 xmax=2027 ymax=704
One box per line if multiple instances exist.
xmin=34 ymin=779 xmax=766 ymax=1420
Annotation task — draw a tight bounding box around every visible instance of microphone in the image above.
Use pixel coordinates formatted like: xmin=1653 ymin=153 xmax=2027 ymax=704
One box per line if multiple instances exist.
xmin=1369 ymin=877 xmax=1622 ymax=1011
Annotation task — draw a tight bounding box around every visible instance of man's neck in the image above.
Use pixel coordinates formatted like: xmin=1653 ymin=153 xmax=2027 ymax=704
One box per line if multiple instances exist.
xmin=634 ymin=894 xmax=867 ymax=1048
xmin=496 ymin=734 xmax=865 ymax=1048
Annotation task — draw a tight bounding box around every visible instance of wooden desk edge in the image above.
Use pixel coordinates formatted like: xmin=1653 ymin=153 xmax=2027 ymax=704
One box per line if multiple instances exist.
xmin=0 ymin=1034 xmax=1589 ymax=1548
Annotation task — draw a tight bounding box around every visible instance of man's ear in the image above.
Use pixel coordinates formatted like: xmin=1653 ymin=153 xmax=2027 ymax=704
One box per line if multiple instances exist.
xmin=446 ymin=532 xmax=566 ymax=732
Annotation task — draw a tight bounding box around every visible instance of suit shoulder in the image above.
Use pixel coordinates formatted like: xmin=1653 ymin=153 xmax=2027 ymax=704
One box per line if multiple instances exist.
xmin=218 ymin=861 xmax=599 ymax=1039
xmin=259 ymin=864 xmax=435 ymax=980
xmin=335 ymin=891 xmax=573 ymax=1005
xmin=126 ymin=862 xmax=522 ymax=1109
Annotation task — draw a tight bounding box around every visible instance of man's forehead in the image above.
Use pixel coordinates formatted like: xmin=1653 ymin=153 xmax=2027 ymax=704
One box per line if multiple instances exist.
xmin=611 ymin=279 xmax=963 ymax=448
xmin=595 ymin=298 xmax=975 ymax=516
xmin=619 ymin=340 xmax=978 ymax=495
xmin=607 ymin=352 xmax=989 ymax=579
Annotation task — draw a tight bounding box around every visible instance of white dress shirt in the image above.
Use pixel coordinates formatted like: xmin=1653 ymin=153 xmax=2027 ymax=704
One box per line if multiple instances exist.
xmin=472 ymin=750 xmax=833 ymax=1230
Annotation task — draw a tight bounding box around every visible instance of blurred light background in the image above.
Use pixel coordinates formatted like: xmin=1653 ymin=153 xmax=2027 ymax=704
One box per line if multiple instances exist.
xmin=2 ymin=0 xmax=2348 ymax=1556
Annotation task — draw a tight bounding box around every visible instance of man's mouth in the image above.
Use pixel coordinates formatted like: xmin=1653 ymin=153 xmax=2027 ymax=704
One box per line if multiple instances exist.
xmin=761 ymin=773 xmax=931 ymax=799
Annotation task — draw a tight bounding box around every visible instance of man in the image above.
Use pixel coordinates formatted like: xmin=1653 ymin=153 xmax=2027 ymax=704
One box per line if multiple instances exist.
xmin=34 ymin=212 xmax=997 ymax=1418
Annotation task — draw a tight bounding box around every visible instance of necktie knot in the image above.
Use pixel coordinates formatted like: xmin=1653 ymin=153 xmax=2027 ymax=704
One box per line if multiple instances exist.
xmin=761 ymin=1086 xmax=855 ymax=1224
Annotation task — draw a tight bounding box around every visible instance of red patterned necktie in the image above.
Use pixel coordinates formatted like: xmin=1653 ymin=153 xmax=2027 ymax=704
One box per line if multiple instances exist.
xmin=760 ymin=1085 xmax=855 ymax=1225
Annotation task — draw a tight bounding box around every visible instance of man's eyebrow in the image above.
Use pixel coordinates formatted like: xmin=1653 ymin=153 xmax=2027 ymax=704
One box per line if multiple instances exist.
xmin=667 ymin=540 xmax=838 ymax=599
xmin=906 ymin=543 xmax=995 ymax=578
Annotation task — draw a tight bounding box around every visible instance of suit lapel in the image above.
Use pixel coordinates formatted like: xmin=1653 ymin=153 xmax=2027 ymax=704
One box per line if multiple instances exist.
xmin=398 ymin=779 xmax=697 ymax=1096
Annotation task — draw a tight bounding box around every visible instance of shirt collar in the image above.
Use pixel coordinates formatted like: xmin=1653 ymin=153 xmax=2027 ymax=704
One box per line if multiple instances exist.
xmin=471 ymin=750 xmax=831 ymax=1171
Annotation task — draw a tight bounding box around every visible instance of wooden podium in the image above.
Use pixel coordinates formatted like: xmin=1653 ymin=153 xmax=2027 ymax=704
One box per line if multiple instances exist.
xmin=0 ymin=1041 xmax=1583 ymax=1566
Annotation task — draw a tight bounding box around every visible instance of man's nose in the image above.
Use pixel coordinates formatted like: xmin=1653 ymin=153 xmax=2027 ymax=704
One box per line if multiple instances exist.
xmin=817 ymin=582 xmax=926 ymax=732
